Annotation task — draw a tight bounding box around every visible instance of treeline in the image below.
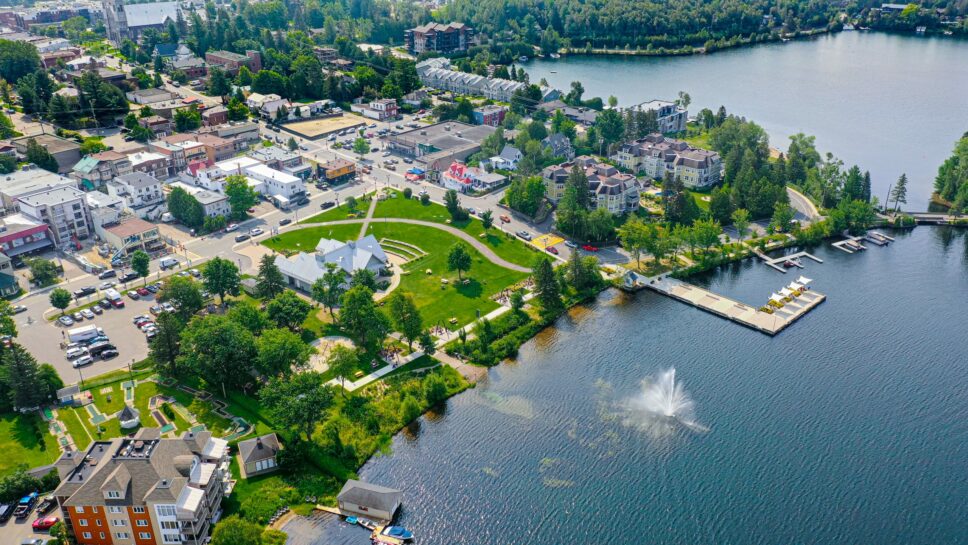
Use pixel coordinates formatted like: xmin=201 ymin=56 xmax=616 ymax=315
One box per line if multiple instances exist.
xmin=934 ymin=132 xmax=968 ymax=213
xmin=438 ymin=0 xmax=839 ymax=52
xmin=856 ymin=1 xmax=968 ymax=33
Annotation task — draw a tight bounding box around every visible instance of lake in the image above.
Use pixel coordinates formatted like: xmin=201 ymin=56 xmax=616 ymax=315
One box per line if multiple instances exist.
xmin=524 ymin=32 xmax=968 ymax=210
xmin=296 ymin=226 xmax=968 ymax=545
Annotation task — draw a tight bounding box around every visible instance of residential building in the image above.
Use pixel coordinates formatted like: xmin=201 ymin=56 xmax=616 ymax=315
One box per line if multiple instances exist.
xmin=312 ymin=46 xmax=337 ymax=63
xmin=192 ymin=133 xmax=236 ymax=163
xmin=126 ymin=87 xmax=178 ymax=105
xmin=416 ymin=58 xmax=524 ymax=102
xmin=201 ymin=105 xmax=227 ymax=127
xmin=611 ymin=134 xmax=721 ymax=188
xmin=85 ymin=190 xmax=126 ymax=228
xmin=624 ymin=100 xmax=688 ymax=133
xmin=244 ymin=164 xmax=304 ymax=199
xmin=0 ymin=252 xmax=19 ymax=296
xmin=0 ymin=167 xmax=78 ymax=213
xmin=70 ymin=151 xmax=132 ymax=190
xmin=537 ymin=100 xmax=599 ymax=126
xmin=275 ymin=235 xmax=387 ymax=291
xmin=489 ymin=145 xmax=522 ymax=171
xmin=100 ymin=217 xmax=163 ymax=256
xmin=138 ymin=115 xmax=174 ymax=137
xmin=0 ymin=213 xmax=53 ymax=258
xmin=405 ymin=22 xmax=473 ymax=55
xmin=542 ymin=133 xmax=575 ymax=161
xmin=204 ymin=49 xmax=262 ymax=75
xmin=168 ymin=182 xmax=230 ymax=218
xmin=141 ymin=99 xmax=193 ymax=120
xmin=10 ymin=134 xmax=82 ymax=173
xmin=41 ymin=48 xmax=82 ymax=68
xmin=542 ymin=156 xmax=641 ymax=214
xmin=472 ymin=104 xmax=507 ymax=127
xmin=402 ymin=89 xmax=430 ymax=108
xmin=318 ymin=159 xmax=355 ymax=185
xmin=248 ymin=146 xmax=312 ymax=179
xmin=17 ymin=186 xmax=93 ymax=246
xmin=106 ymin=172 xmax=165 ymax=214
xmin=103 ymin=0 xmax=181 ymax=43
xmin=128 ymin=151 xmax=170 ymax=180
xmin=52 ymin=429 xmax=229 ymax=545
xmin=184 ymin=156 xmax=259 ymax=193
xmin=350 ymin=98 xmax=399 ymax=121
xmin=245 ymin=93 xmax=290 ymax=120
xmin=237 ymin=434 xmax=281 ymax=478
xmin=440 ymin=162 xmax=506 ymax=194
xmin=198 ymin=121 xmax=260 ymax=151
xmin=153 ymin=140 xmax=208 ymax=176
xmin=337 ymin=480 xmax=402 ymax=522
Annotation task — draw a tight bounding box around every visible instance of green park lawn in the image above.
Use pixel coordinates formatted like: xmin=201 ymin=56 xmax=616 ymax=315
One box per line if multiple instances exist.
xmin=0 ymin=412 xmax=60 ymax=476
xmin=263 ymin=223 xmax=363 ymax=255
xmin=372 ymin=192 xmax=540 ymax=268
xmin=300 ymin=201 xmax=365 ymax=224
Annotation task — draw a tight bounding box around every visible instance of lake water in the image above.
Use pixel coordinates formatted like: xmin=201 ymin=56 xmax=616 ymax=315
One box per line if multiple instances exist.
xmin=301 ymin=227 xmax=968 ymax=545
xmin=524 ymin=32 xmax=968 ymax=210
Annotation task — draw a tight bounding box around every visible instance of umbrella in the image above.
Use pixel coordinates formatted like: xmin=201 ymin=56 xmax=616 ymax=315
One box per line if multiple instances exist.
xmin=797 ymin=276 xmax=812 ymax=284
xmin=770 ymin=293 xmax=785 ymax=303
xmin=779 ymin=288 xmax=793 ymax=297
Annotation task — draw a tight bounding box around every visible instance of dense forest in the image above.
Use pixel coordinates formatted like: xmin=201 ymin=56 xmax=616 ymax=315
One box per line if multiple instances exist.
xmin=934 ymin=133 xmax=968 ymax=213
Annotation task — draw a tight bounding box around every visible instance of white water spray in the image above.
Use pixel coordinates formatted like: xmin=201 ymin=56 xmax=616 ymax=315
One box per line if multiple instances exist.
xmin=625 ymin=368 xmax=708 ymax=435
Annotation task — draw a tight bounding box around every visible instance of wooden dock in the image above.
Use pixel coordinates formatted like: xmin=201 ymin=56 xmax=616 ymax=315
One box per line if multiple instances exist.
xmin=753 ymin=248 xmax=824 ymax=273
xmin=642 ymin=276 xmax=825 ymax=336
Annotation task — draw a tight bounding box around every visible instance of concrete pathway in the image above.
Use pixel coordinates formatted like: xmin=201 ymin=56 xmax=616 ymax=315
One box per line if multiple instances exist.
xmin=327 ymin=349 xmax=428 ymax=392
xmin=302 ymin=217 xmax=531 ymax=273
xmin=358 ymin=195 xmax=380 ymax=238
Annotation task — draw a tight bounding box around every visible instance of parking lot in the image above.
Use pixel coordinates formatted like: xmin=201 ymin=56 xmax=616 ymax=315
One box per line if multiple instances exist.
xmin=1 ymin=514 xmax=54 ymax=544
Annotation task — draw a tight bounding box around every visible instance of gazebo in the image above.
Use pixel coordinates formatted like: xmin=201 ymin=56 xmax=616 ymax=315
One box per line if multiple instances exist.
xmin=118 ymin=405 xmax=141 ymax=429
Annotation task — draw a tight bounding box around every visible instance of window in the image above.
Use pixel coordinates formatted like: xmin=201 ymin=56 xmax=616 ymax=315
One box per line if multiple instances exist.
xmin=139 ymin=532 xmax=152 ymax=539
xmin=136 ymin=519 xmax=148 ymax=527
xmin=156 ymin=505 xmax=177 ymax=517
xmin=99 ymin=533 xmax=105 ymax=539
xmin=91 ymin=506 xmax=99 ymax=513
xmin=96 ymin=519 xmax=103 ymax=526
xmin=115 ymin=532 xmax=130 ymax=539
xmin=112 ymin=519 xmax=126 ymax=526
xmin=109 ymin=506 xmax=123 ymax=513
xmin=78 ymin=519 xmax=89 ymax=527
xmin=133 ymin=506 xmax=145 ymax=514
xmin=82 ymin=532 xmax=92 ymax=539
xmin=160 ymin=521 xmax=178 ymax=529
xmin=163 ymin=533 xmax=181 ymax=544
xmin=75 ymin=506 xmax=85 ymax=513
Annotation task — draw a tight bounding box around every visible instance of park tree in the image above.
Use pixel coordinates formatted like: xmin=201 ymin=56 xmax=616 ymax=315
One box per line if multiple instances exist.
xmin=260 ymin=371 xmax=334 ymax=440
xmin=203 ymin=257 xmax=240 ymax=306
xmin=130 ymin=250 xmax=150 ymax=285
xmin=310 ymin=263 xmax=345 ymax=316
xmin=256 ymin=327 xmax=311 ymax=376
xmin=27 ymin=257 xmax=59 ymax=287
xmin=167 ymin=186 xmax=205 ymax=229
xmin=663 ymin=174 xmax=700 ymax=226
xmin=618 ymin=216 xmax=650 ymax=267
xmin=585 ymin=207 xmax=614 ymax=243
xmin=566 ymin=251 xmax=600 ymax=293
xmin=159 ymin=275 xmax=204 ymax=321
xmin=443 ymin=189 xmax=468 ymax=221
xmin=178 ymin=315 xmax=257 ymax=397
xmin=256 ymin=254 xmax=285 ymax=300
xmin=224 ymin=175 xmax=259 ymax=220
xmin=349 ymin=268 xmax=377 ymax=292
xmin=690 ymin=218 xmax=723 ymax=256
xmin=423 ymin=372 xmax=448 ymax=405
xmin=326 ymin=344 xmax=358 ymax=394
xmin=149 ymin=312 xmax=184 ymax=377
xmin=49 ymin=288 xmax=71 ymax=315
xmin=211 ymin=516 xmax=264 ymax=545
xmin=352 ymin=137 xmax=369 ymax=160
xmin=226 ymin=301 xmax=270 ymax=335
xmin=339 ymin=285 xmax=390 ymax=348
xmin=447 ymin=243 xmax=472 ymax=280
xmin=480 ymin=210 xmax=494 ymax=231
xmin=0 ymin=345 xmax=46 ymax=410
xmin=770 ymin=202 xmax=796 ymax=232
xmin=387 ymin=292 xmax=422 ymax=350
xmin=533 ymin=256 xmax=563 ymax=315
xmin=0 ymin=40 xmax=41 ymax=82
xmin=266 ymin=290 xmax=311 ymax=331
xmin=709 ymin=185 xmax=734 ymax=224
xmin=731 ymin=208 xmax=751 ymax=242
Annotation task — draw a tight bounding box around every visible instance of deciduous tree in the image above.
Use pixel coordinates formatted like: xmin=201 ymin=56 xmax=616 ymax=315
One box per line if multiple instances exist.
xmin=260 ymin=372 xmax=334 ymax=440
xmin=203 ymin=257 xmax=240 ymax=306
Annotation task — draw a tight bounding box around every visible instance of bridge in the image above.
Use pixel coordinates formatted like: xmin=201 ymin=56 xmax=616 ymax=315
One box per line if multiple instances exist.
xmin=880 ymin=211 xmax=966 ymax=225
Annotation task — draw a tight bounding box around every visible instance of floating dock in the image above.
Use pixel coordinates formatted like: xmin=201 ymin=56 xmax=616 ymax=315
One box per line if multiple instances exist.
xmin=753 ymin=249 xmax=824 ymax=273
xmin=832 ymin=235 xmax=867 ymax=253
xmin=643 ymin=276 xmax=825 ymax=336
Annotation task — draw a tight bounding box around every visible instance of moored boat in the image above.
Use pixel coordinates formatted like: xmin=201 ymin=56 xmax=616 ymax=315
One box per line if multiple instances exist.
xmin=382 ymin=526 xmax=415 ymax=541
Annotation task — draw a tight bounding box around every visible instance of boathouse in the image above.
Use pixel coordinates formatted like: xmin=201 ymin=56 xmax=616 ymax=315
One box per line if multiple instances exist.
xmin=337 ymin=479 xmax=403 ymax=522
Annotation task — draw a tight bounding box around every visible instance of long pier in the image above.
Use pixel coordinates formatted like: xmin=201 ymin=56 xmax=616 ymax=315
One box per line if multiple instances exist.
xmin=631 ymin=275 xmax=825 ymax=336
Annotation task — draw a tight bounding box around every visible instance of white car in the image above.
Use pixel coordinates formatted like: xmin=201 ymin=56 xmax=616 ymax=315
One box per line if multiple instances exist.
xmin=162 ymin=302 xmax=175 ymax=312
xmin=80 ymin=309 xmax=96 ymax=320
xmin=249 ymin=228 xmax=264 ymax=236
xmin=73 ymin=355 xmax=94 ymax=368
xmin=99 ymin=281 xmax=115 ymax=290
xmin=66 ymin=347 xmax=87 ymax=360
xmin=226 ymin=223 xmax=239 ymax=232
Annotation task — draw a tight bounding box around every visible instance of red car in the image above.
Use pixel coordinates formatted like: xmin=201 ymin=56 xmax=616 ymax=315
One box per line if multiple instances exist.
xmin=137 ymin=287 xmax=150 ymax=296
xmin=33 ymin=516 xmax=59 ymax=530
xmin=545 ymin=246 xmax=559 ymax=255
xmin=500 ymin=215 xmax=511 ymax=223
xmin=582 ymin=245 xmax=599 ymax=252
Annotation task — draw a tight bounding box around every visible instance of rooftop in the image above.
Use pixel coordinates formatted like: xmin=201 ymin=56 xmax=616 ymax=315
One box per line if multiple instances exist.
xmin=207 ymin=49 xmax=249 ymax=62
xmin=338 ymin=479 xmax=403 ymax=515
xmin=0 ymin=167 xmax=76 ymax=198
xmin=249 ymin=145 xmax=299 ymax=163
xmin=11 ymin=134 xmax=80 ymax=154
xmin=238 ymin=433 xmax=280 ymax=464
xmin=18 ymin=185 xmax=85 ymax=207
xmin=123 ymin=1 xmax=179 ymax=28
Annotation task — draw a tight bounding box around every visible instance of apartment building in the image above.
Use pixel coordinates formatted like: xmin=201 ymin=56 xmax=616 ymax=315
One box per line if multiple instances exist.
xmin=624 ymin=100 xmax=688 ymax=134
xmin=611 ymin=134 xmax=722 ymax=189
xmin=416 ymin=58 xmax=524 ymax=102
xmin=204 ymin=49 xmax=262 ymax=75
xmin=52 ymin=429 xmax=229 ymax=545
xmin=405 ymin=22 xmax=473 ymax=55
xmin=107 ymin=172 xmax=165 ymax=213
xmin=542 ymin=156 xmax=641 ymax=215
xmin=71 ymin=151 xmax=133 ymax=190
xmin=17 ymin=186 xmax=93 ymax=246
xmin=129 ymin=151 xmax=170 ymax=180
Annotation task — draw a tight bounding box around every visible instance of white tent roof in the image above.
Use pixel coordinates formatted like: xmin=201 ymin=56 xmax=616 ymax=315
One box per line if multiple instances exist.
xmin=779 ymin=288 xmax=793 ymax=297
xmin=796 ymin=276 xmax=812 ymax=284
xmin=789 ymin=282 xmax=803 ymax=290
xmin=770 ymin=293 xmax=785 ymax=303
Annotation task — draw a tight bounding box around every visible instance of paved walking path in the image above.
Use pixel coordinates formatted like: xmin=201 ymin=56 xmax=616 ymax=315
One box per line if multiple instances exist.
xmin=358 ymin=195 xmax=380 ymax=238
xmin=302 ymin=217 xmax=531 ymax=273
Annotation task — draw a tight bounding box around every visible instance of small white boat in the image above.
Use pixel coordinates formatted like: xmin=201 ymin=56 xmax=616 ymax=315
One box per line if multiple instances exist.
xmin=519 ymin=56 xmax=529 ymax=62
xmin=358 ymin=517 xmax=376 ymax=530
xmin=550 ymin=53 xmax=561 ymax=59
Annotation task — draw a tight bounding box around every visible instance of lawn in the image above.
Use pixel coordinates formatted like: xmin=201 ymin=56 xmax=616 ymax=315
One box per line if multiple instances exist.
xmin=0 ymin=412 xmax=60 ymax=476
xmin=366 ymin=222 xmax=527 ymax=328
xmin=58 ymin=407 xmax=92 ymax=450
xmin=688 ymin=189 xmax=711 ymax=211
xmin=300 ymin=201 xmax=365 ymax=224
xmin=263 ymin=223 xmax=362 ymax=255
xmin=372 ymin=192 xmax=540 ymax=268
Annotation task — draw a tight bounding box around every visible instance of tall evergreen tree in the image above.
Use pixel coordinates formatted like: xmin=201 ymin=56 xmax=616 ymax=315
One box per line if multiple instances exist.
xmin=533 ymin=256 xmax=563 ymax=315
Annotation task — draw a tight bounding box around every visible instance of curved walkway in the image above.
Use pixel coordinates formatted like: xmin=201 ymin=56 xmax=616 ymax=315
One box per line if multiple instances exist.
xmin=300 ymin=218 xmax=532 ymax=273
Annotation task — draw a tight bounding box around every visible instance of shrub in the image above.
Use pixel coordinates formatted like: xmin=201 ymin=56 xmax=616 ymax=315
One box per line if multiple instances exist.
xmin=402 ymin=188 xmax=412 ymax=199
xmin=160 ymin=403 xmax=176 ymax=420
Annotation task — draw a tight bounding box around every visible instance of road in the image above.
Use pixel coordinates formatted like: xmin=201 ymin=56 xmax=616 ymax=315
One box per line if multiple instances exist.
xmin=787 ymin=186 xmax=821 ymax=221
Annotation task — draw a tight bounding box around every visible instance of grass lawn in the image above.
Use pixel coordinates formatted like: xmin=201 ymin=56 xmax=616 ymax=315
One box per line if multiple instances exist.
xmin=688 ymin=189 xmax=711 ymax=211
xmin=366 ymin=222 xmax=527 ymax=328
xmin=58 ymin=407 xmax=92 ymax=450
xmin=0 ymin=412 xmax=60 ymax=476
xmin=300 ymin=201 xmax=365 ymax=224
xmin=373 ymin=192 xmax=539 ymax=268
xmin=263 ymin=223 xmax=362 ymax=255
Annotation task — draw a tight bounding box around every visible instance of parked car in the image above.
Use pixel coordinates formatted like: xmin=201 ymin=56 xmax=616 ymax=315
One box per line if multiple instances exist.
xmin=73 ymin=286 xmax=96 ymax=298
xmin=90 ymin=305 xmax=103 ymax=315
xmin=99 ymin=298 xmax=113 ymax=309
xmin=546 ymin=246 xmax=559 ymax=255
xmin=226 ymin=223 xmax=239 ymax=232
xmin=35 ymin=497 xmax=55 ymax=515
xmin=83 ymin=335 xmax=109 ymax=346
xmin=72 ymin=355 xmax=94 ymax=368
xmin=99 ymin=281 xmax=115 ymax=290
xmin=72 ymin=312 xmax=84 ymax=322
xmin=87 ymin=342 xmax=116 ymax=357
xmin=65 ymin=347 xmax=87 ymax=360
xmin=128 ymin=291 xmax=140 ymax=300
xmin=98 ymin=269 xmax=117 ymax=279
xmin=57 ymin=316 xmax=74 ymax=326
xmin=137 ymin=287 xmax=150 ymax=296
xmin=516 ymin=231 xmax=532 ymax=241
xmin=149 ymin=305 xmax=163 ymax=315
xmin=146 ymin=284 xmax=159 ymax=293
xmin=0 ymin=503 xmax=13 ymax=523
xmin=500 ymin=215 xmax=511 ymax=223
xmin=250 ymin=227 xmax=263 ymax=236
xmin=119 ymin=272 xmax=139 ymax=283
xmin=32 ymin=516 xmax=59 ymax=531
xmin=279 ymin=218 xmax=292 ymax=226
xmin=100 ymin=349 xmax=119 ymax=359
xmin=320 ymin=201 xmax=335 ymax=210
xmin=133 ymin=314 xmax=151 ymax=324
xmin=582 ymin=244 xmax=599 ymax=252
xmin=11 ymin=304 xmax=27 ymax=314
xmin=80 ymin=309 xmax=95 ymax=320
xmin=162 ymin=302 xmax=175 ymax=313
xmin=564 ymin=240 xmax=577 ymax=249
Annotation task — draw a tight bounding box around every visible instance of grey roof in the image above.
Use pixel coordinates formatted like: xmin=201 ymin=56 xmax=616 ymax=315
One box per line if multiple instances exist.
xmin=170 ymin=56 xmax=206 ymax=69
xmin=118 ymin=405 xmax=138 ymax=421
xmin=0 ymin=168 xmax=76 ymax=199
xmin=338 ymin=479 xmax=402 ymax=514
xmin=18 ymin=185 xmax=86 ymax=207
xmin=276 ymin=234 xmax=386 ymax=282
xmin=249 ymin=145 xmax=299 ymax=163
xmin=238 ymin=433 xmax=280 ymax=464
xmin=191 ymin=189 xmax=226 ymax=206
xmin=123 ymin=2 xmax=180 ymax=28
xmin=498 ymin=145 xmax=521 ymax=162
xmin=115 ymin=172 xmax=160 ymax=190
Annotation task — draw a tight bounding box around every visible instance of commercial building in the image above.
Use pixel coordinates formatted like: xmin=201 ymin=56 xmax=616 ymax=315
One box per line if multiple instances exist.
xmin=0 ymin=167 xmax=78 ymax=213
xmin=275 ymin=235 xmax=387 ymax=291
xmin=198 ymin=121 xmax=260 ymax=151
xmin=416 ymin=58 xmax=525 ymax=102
xmin=100 ymin=217 xmax=163 ymax=256
xmin=103 ymin=0 xmax=181 ymax=43
xmin=204 ymin=49 xmax=262 ymax=75
xmin=542 ymin=156 xmax=641 ymax=215
xmin=385 ymin=121 xmax=496 ymax=173
xmin=611 ymin=134 xmax=721 ymax=188
xmin=440 ymin=162 xmax=506 ymax=194
xmin=0 ymin=213 xmax=53 ymax=257
xmin=318 ymin=159 xmax=355 ymax=185
xmin=244 ymin=163 xmax=304 ymax=199
xmin=51 ymin=429 xmax=229 ymax=545
xmin=11 ymin=134 xmax=82 ymax=173
xmin=405 ymin=22 xmax=474 ymax=55
xmin=41 ymin=48 xmax=82 ymax=68
xmin=350 ymin=98 xmax=399 ymax=121
xmin=126 ymin=87 xmax=178 ymax=105
xmin=624 ymin=100 xmax=688 ymax=134
xmin=248 ymin=145 xmax=312 ymax=179
xmin=17 ymin=185 xmax=93 ymax=246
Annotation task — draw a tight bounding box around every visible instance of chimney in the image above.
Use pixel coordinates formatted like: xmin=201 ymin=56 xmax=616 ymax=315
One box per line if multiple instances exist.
xmin=256 ymin=437 xmax=263 ymax=449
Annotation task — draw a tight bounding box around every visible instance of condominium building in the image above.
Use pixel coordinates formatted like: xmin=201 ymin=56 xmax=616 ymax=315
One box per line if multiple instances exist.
xmin=17 ymin=186 xmax=93 ymax=246
xmin=52 ymin=429 xmax=229 ymax=545
xmin=542 ymin=156 xmax=641 ymax=215
xmin=416 ymin=58 xmax=525 ymax=102
xmin=624 ymin=100 xmax=688 ymax=133
xmin=611 ymin=134 xmax=722 ymax=188
xmin=405 ymin=22 xmax=474 ymax=55
xmin=71 ymin=151 xmax=133 ymax=190
xmin=106 ymin=172 xmax=165 ymax=214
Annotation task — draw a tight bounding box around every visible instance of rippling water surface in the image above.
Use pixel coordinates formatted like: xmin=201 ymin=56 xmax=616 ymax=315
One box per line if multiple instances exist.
xmin=310 ymin=227 xmax=968 ymax=545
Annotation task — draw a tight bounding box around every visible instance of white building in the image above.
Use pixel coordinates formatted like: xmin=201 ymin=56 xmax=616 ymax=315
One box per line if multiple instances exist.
xmin=611 ymin=134 xmax=722 ymax=189
xmin=274 ymin=235 xmax=387 ymax=292
xmin=244 ymin=163 xmax=303 ymax=199
xmin=169 ymin=182 xmax=231 ymax=218
xmin=17 ymin=186 xmax=93 ymax=246
xmin=107 ymin=172 xmax=165 ymax=217
xmin=624 ymin=100 xmax=688 ymax=134
xmin=489 ymin=145 xmax=522 ymax=171
xmin=416 ymin=57 xmax=526 ymax=102
xmin=350 ymin=98 xmax=399 ymax=121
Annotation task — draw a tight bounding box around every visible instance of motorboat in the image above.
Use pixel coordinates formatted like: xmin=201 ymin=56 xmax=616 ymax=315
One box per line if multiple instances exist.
xmin=358 ymin=517 xmax=377 ymax=530
xmin=519 ymin=56 xmax=529 ymax=62
xmin=345 ymin=516 xmax=358 ymax=525
xmin=382 ymin=526 xmax=415 ymax=541
xmin=550 ymin=53 xmax=561 ymax=59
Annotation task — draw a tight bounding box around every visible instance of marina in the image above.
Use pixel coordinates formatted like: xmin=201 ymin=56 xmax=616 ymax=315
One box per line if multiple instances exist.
xmin=753 ymin=249 xmax=824 ymax=273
